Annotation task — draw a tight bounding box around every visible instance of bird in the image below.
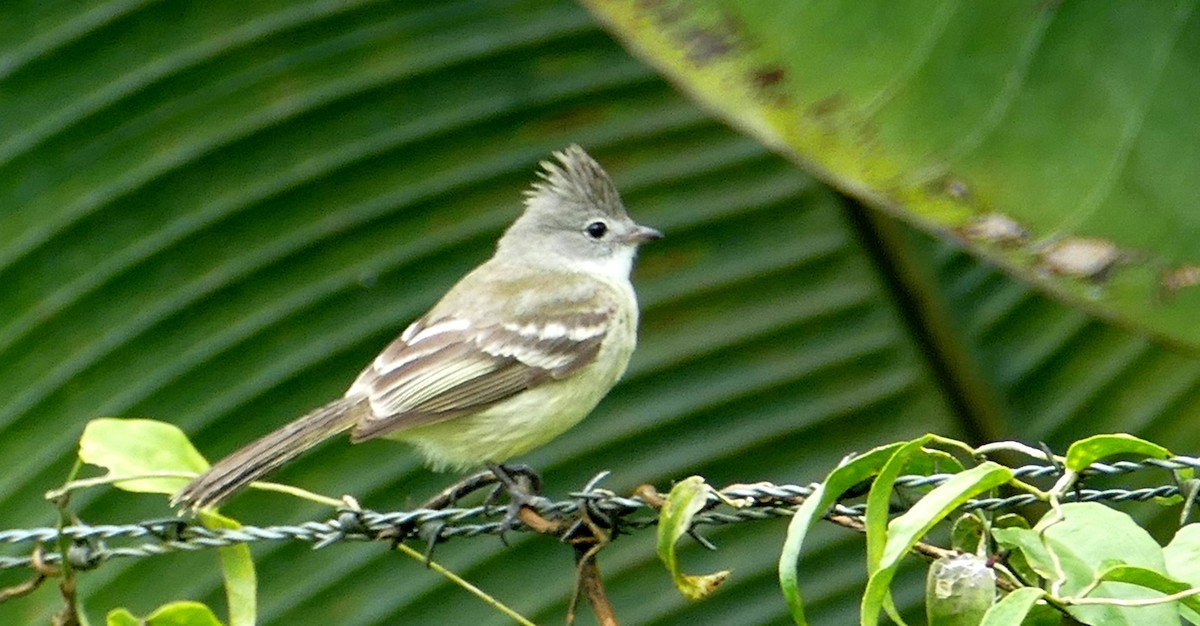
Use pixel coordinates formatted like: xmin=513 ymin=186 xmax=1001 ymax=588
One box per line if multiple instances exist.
xmin=173 ymin=145 xmax=661 ymax=510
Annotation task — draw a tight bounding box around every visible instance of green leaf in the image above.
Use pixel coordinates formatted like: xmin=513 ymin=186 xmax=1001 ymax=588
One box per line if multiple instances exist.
xmin=79 ymin=418 xmax=208 ymax=494
xmin=993 ymin=514 xmax=1031 ymax=532
xmin=584 ymin=0 xmax=1200 ymax=349
xmin=1020 ymin=604 xmax=1064 ymax=626
xmin=657 ymin=476 xmax=731 ymax=600
xmin=1165 ymin=524 xmax=1200 ymax=624
xmin=995 ymin=522 xmax=1194 ymax=623
xmin=1096 ymin=564 xmax=1200 ymax=614
xmin=951 ymin=514 xmax=987 ymax=555
xmin=902 ymin=448 xmax=966 ymax=482
xmin=865 ymin=437 xmax=939 ymax=624
xmin=867 ymin=437 xmax=932 ymax=572
xmin=1035 ymin=503 xmax=1174 ymax=624
xmin=78 ymin=419 xmax=256 ymax=626
xmin=107 ymin=608 xmax=139 ymax=626
xmin=862 ymin=462 xmax=1013 ymax=625
xmin=1165 ymin=524 xmax=1200 ymax=585
xmin=779 ymin=443 xmax=905 ymax=625
xmin=107 ymin=602 xmax=224 ymax=626
xmin=992 ymin=528 xmax=1056 ymax=581
xmin=979 ymin=588 xmax=1045 ymax=626
xmin=990 ymin=515 xmax=1038 ymax=588
xmin=200 ymin=511 xmax=256 ymax=626
xmin=1063 ymin=434 xmax=1171 ymax=473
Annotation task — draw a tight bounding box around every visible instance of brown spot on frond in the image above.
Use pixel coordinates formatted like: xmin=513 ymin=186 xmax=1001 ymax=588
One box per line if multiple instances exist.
xmin=1039 ymin=237 xmax=1123 ymax=281
xmin=752 ymin=67 xmax=785 ymax=88
xmin=960 ymin=213 xmax=1027 ymax=247
xmin=1160 ymin=265 xmax=1200 ymax=298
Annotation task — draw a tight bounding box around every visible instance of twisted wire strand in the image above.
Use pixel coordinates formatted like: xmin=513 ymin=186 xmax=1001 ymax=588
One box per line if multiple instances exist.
xmin=1 ymin=455 xmax=1192 ymax=571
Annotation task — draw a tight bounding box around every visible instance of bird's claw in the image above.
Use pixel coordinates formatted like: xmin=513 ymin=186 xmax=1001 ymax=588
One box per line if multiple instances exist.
xmin=487 ymin=463 xmax=547 ymax=544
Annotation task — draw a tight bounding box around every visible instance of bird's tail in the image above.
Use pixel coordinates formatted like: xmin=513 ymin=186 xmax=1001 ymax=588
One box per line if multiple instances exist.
xmin=172 ymin=397 xmax=365 ymax=510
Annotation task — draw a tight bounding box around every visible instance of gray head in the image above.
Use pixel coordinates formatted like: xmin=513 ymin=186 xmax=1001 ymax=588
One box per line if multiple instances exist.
xmin=496 ymin=145 xmax=662 ymax=278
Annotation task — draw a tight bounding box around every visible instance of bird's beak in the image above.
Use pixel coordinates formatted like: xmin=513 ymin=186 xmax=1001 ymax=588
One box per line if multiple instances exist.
xmin=627 ymin=224 xmax=664 ymax=244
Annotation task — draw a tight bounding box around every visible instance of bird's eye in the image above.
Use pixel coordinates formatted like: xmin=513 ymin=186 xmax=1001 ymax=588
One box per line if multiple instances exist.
xmin=585 ymin=221 xmax=608 ymax=239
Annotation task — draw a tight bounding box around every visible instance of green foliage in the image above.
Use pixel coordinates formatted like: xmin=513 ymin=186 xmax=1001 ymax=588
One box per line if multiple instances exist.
xmin=979 ymin=589 xmax=1048 ymax=626
xmin=1063 ymin=434 xmax=1172 ymax=473
xmin=656 ymin=476 xmax=731 ymax=600
xmin=200 ymin=512 xmax=257 ymax=626
xmin=1096 ymin=564 xmax=1200 ymax=614
xmin=863 ymin=462 xmax=1012 ymax=625
xmin=1165 ymin=525 xmax=1200 ymax=623
xmin=76 ymin=419 xmax=255 ymax=626
xmin=56 ymin=426 xmax=1200 ymax=626
xmin=778 ymin=443 xmax=905 ymax=624
xmin=78 ymin=418 xmax=208 ymax=494
xmin=775 ymin=434 xmax=1200 ymax=625
xmin=584 ymin=0 xmax=1200 ymax=349
xmin=996 ymin=504 xmax=1179 ymax=624
xmin=107 ymin=601 xmax=223 ymax=626
xmin=950 ymin=514 xmax=987 ymax=555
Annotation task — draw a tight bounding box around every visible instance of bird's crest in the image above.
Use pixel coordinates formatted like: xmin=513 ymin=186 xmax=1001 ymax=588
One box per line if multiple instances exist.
xmin=523 ymin=145 xmax=623 ymax=215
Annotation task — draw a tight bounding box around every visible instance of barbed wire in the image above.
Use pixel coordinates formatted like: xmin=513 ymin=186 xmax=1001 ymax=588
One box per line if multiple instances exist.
xmin=1 ymin=453 xmax=1193 ymax=572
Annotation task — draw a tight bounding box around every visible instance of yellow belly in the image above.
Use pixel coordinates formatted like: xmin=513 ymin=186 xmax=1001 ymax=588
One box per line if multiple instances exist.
xmin=393 ymin=289 xmax=637 ymax=470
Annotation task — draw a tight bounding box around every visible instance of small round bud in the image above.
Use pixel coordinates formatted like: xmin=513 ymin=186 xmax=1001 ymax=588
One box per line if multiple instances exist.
xmin=925 ymin=553 xmax=996 ymax=625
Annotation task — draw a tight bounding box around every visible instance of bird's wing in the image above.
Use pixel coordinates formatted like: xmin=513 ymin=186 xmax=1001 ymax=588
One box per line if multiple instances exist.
xmin=348 ymin=308 xmax=611 ymax=442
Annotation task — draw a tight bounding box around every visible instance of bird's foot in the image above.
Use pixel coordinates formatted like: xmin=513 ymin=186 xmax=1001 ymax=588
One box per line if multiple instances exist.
xmin=486 ymin=463 xmax=547 ymax=544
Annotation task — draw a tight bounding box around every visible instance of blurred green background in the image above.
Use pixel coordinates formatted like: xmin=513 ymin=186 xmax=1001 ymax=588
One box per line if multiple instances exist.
xmin=1 ymin=1 xmax=1198 ymax=624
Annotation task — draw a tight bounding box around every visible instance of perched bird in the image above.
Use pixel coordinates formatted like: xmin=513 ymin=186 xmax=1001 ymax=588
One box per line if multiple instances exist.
xmin=173 ymin=145 xmax=661 ymax=510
